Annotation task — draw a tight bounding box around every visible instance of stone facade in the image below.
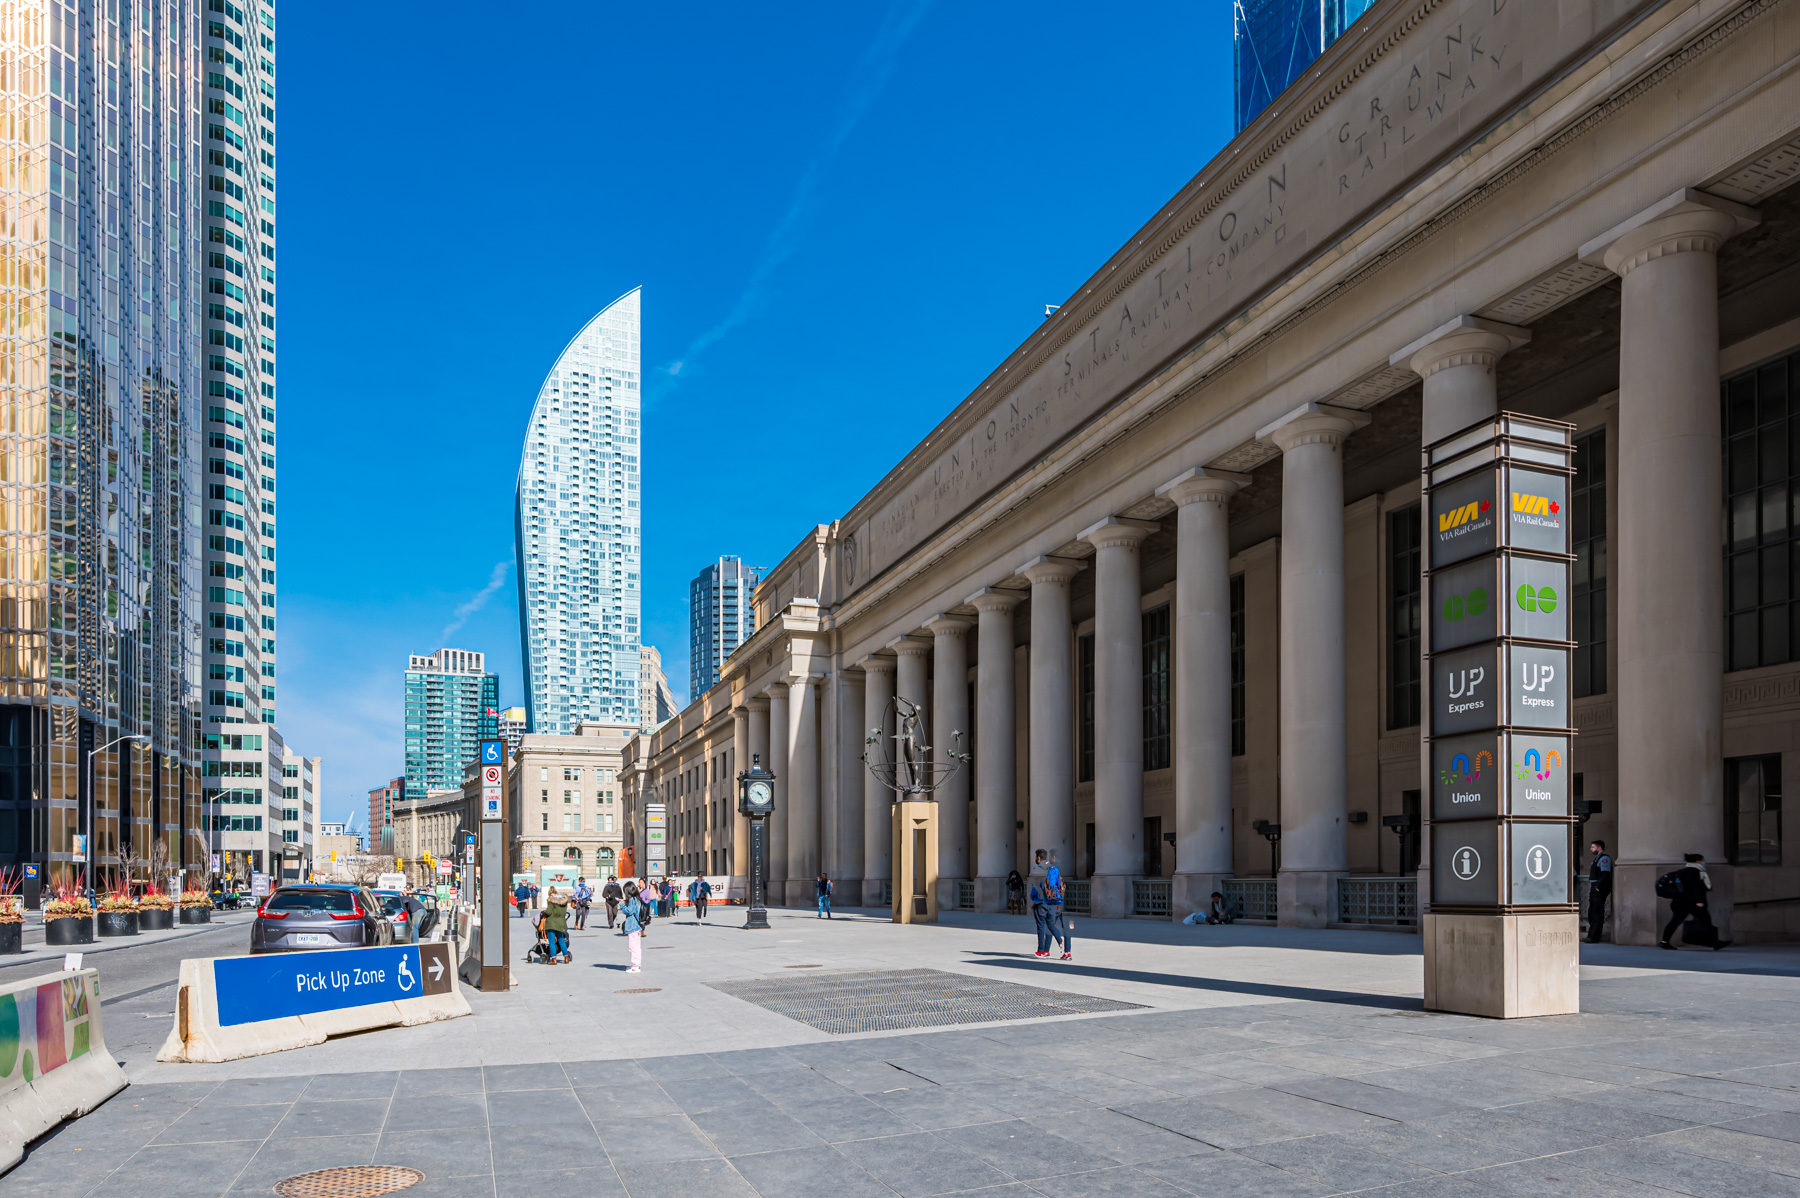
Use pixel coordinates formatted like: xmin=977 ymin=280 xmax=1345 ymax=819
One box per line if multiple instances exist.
xmin=505 ymin=722 xmax=632 ymax=884
xmin=626 ymin=0 xmax=1800 ymax=941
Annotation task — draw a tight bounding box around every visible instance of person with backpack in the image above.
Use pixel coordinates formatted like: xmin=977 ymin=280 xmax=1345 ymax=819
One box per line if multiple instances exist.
xmin=1659 ymin=853 xmax=1731 ymax=950
xmin=512 ymin=878 xmax=532 ymax=919
xmin=1029 ymin=849 xmax=1070 ymax=960
xmin=1585 ymin=840 xmax=1613 ymax=944
xmin=573 ymin=877 xmax=593 ymax=931
xmin=816 ymin=872 xmax=834 ymax=918
xmin=602 ymin=876 xmax=623 ymax=929
xmin=542 ymin=886 xmax=572 ymax=964
xmin=691 ymin=875 xmax=712 ymax=921
xmin=620 ymin=881 xmax=647 ymax=973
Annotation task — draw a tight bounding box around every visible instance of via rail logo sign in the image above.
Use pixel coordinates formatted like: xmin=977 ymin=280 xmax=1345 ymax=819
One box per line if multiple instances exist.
xmin=1511 ymin=489 xmax=1562 ymax=530
xmin=1438 ymin=498 xmax=1492 ymax=542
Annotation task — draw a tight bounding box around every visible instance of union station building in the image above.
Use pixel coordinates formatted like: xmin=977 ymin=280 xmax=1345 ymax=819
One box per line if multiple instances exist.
xmin=622 ymin=0 xmax=1800 ymax=943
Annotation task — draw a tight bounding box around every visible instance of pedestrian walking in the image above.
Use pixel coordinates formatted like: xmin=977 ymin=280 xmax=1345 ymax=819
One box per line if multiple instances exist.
xmin=692 ymin=875 xmax=712 ymax=920
xmin=573 ymin=876 xmax=593 ymax=931
xmin=816 ymin=872 xmax=834 ymax=918
xmin=1659 ymin=852 xmax=1732 ymax=950
xmin=1028 ymin=849 xmax=1070 ymax=959
xmin=512 ymin=878 xmax=531 ymax=918
xmin=1006 ymin=869 xmax=1025 ymax=915
xmin=621 ymin=882 xmax=646 ymax=973
xmin=543 ymin=887 xmax=572 ymax=963
xmin=1584 ymin=840 xmax=1613 ymax=943
xmin=602 ymin=876 xmax=622 ymax=929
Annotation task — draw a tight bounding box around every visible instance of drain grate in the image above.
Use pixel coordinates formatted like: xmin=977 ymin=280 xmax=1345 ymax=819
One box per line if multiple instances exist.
xmin=785 ymin=964 xmax=822 ymax=969
xmin=616 ymin=987 xmax=661 ymax=994
xmin=707 ymin=967 xmax=1143 ymax=1034
xmin=273 ymin=1166 xmax=423 ymax=1198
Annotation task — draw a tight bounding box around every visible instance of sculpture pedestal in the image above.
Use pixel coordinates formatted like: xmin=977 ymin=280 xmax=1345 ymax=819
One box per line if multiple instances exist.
xmin=892 ymin=802 xmax=939 ymax=924
xmin=1423 ymin=912 xmax=1580 ymax=1018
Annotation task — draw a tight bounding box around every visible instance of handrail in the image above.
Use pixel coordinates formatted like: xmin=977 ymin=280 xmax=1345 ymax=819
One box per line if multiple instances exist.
xmin=1736 ymin=895 xmax=1800 ymax=908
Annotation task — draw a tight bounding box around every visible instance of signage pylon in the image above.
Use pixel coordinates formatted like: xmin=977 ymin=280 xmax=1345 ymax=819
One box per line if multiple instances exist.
xmin=1422 ymin=413 xmax=1580 ymax=1017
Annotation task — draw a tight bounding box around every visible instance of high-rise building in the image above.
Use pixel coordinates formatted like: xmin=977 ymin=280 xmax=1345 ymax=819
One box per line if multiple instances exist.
xmin=0 ymin=0 xmax=230 ymax=885
xmin=277 ymin=747 xmax=317 ymax=881
xmin=403 ymin=649 xmax=498 ymax=795
xmin=497 ymin=705 xmax=527 ymax=757
xmin=1234 ymin=0 xmax=1373 ymax=131
xmin=515 ymin=289 xmax=642 ymax=734
xmin=367 ymin=777 xmax=403 ymax=856
xmin=639 ymin=645 xmax=677 ymax=731
xmin=689 ymin=557 xmax=760 ymax=694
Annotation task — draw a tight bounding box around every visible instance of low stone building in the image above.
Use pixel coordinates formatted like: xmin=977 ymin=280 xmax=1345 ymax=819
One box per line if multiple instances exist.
xmin=504 ymin=721 xmax=631 ymax=887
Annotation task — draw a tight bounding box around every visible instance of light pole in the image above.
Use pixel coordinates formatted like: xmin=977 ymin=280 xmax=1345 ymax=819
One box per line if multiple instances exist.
xmin=85 ymin=733 xmax=148 ymax=887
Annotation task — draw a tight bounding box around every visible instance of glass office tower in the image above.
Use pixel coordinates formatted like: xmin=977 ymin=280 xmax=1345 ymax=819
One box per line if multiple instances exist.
xmin=689 ymin=556 xmax=758 ymax=695
xmin=403 ymin=648 xmax=499 ymax=795
xmin=1234 ymin=0 xmax=1374 ymax=131
xmin=515 ymin=288 xmax=642 ymax=735
xmin=0 ymin=0 xmax=217 ymax=887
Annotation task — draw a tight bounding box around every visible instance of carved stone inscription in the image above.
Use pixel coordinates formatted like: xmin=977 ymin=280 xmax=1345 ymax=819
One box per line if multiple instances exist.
xmin=853 ymin=0 xmax=1648 ymax=588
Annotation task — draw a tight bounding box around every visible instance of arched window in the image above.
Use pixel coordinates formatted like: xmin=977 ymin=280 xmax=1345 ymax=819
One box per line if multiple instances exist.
xmin=563 ymin=846 xmax=581 ymax=861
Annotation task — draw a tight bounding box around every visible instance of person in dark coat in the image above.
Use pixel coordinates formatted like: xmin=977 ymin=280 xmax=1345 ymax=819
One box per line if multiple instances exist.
xmin=1661 ymin=853 xmax=1732 ymax=951
xmin=1585 ymin=839 xmax=1613 ymax=944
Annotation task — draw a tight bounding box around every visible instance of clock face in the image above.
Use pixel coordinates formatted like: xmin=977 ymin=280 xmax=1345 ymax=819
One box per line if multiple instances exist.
xmin=748 ymin=781 xmax=772 ymax=806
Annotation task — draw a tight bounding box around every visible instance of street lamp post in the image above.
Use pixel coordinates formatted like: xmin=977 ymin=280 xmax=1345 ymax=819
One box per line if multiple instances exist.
xmin=86 ymin=733 xmax=149 ymax=887
xmin=736 ymin=753 xmax=776 ymax=930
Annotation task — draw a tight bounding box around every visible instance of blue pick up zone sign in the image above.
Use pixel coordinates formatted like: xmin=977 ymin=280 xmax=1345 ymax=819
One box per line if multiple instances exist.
xmin=213 ymin=944 xmax=451 ymax=1027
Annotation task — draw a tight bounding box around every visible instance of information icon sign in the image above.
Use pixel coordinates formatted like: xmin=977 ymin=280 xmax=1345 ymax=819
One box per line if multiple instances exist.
xmin=1452 ymin=847 xmax=1482 ymax=881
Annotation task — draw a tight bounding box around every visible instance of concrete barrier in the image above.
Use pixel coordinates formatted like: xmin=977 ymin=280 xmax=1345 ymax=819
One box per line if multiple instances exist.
xmin=0 ymin=967 xmax=128 ymax=1173
xmin=158 ymin=942 xmax=470 ymax=1064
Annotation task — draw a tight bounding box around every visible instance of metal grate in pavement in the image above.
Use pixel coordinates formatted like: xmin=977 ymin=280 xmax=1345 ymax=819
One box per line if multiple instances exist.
xmin=705 ymin=967 xmax=1143 ymax=1034
xmin=273 ymin=1166 xmax=423 ymax=1197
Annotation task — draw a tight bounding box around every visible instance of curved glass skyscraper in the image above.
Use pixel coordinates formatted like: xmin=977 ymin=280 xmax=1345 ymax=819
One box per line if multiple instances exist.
xmin=515 ymin=289 xmax=642 ymax=735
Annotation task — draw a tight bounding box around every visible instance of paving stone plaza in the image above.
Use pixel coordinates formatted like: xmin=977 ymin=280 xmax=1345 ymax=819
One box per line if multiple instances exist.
xmin=13 ymin=909 xmax=1800 ymax=1197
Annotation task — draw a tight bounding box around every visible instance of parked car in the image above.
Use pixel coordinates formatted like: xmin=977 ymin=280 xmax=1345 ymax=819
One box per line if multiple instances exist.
xmin=250 ymin=884 xmax=394 ymax=953
xmin=373 ymin=889 xmax=420 ymax=944
xmin=210 ymin=885 xmax=244 ymax=910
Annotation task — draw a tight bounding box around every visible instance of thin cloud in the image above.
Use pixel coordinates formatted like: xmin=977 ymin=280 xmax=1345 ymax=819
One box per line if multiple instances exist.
xmin=441 ymin=561 xmax=510 ymax=641
xmin=652 ymin=0 xmax=933 ymax=394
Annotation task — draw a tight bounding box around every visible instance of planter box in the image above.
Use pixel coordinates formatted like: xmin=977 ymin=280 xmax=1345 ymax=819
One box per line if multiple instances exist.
xmin=96 ymin=910 xmax=139 ymax=937
xmin=178 ymin=907 xmax=211 ymax=925
xmin=0 ymin=922 xmax=19 ymax=954
xmin=138 ymin=907 xmax=174 ymax=931
xmin=45 ymin=915 xmax=93 ymax=945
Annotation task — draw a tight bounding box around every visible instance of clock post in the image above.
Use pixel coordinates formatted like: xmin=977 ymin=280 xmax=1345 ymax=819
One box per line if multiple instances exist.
xmin=737 ymin=753 xmax=776 ymax=930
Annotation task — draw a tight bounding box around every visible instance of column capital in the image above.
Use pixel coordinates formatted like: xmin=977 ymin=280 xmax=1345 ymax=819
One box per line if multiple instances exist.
xmin=924 ymin=613 xmax=973 ymax=637
xmin=761 ymin=683 xmax=786 ymax=701
xmin=1391 ymin=315 xmax=1529 ymax=379
xmin=784 ymin=672 xmax=821 ymax=688
xmin=1079 ymin=517 xmax=1157 ymax=550
xmin=965 ymin=586 xmax=1024 ymax=613
xmin=855 ymin=654 xmax=896 ymax=675
xmin=1016 ymin=555 xmax=1084 ymax=585
xmin=1579 ymin=188 xmax=1758 ymax=278
xmin=1257 ymin=402 xmax=1370 ymax=452
xmin=731 ymin=705 xmax=749 ymax=718
xmin=887 ymin=634 xmax=932 ymax=658
xmin=746 ymin=696 xmax=769 ymax=712
xmin=1157 ymin=467 xmax=1250 ymax=508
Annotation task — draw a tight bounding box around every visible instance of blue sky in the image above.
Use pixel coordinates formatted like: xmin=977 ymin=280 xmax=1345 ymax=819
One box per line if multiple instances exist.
xmin=275 ymin=2 xmax=1235 ymax=827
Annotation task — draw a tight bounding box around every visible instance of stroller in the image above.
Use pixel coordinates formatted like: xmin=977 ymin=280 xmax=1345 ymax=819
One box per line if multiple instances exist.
xmin=523 ymin=910 xmax=554 ymax=965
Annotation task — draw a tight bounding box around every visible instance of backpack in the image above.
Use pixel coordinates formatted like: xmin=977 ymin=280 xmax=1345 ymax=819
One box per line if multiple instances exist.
xmin=1654 ymin=870 xmax=1687 ymax=900
xmin=1043 ymin=868 xmax=1064 ymax=904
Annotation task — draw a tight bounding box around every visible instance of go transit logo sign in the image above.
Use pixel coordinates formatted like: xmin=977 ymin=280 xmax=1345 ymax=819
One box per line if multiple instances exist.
xmin=1515 ymin=584 xmax=1557 ymax=613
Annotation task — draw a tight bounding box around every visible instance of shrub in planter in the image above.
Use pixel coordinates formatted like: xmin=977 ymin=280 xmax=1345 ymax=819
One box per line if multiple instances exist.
xmin=44 ymin=890 xmax=94 ymax=945
xmin=138 ymin=887 xmax=175 ymax=930
xmin=0 ymin=892 xmax=21 ymax=954
xmin=96 ymin=885 xmax=139 ymax=936
xmin=178 ymin=886 xmax=213 ymax=924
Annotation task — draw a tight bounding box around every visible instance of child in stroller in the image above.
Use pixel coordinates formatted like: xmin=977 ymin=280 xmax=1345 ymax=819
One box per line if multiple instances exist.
xmin=523 ymin=908 xmax=554 ymax=964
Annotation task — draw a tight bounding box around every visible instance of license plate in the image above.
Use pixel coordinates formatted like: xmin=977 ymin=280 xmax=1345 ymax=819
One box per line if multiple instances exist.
xmin=291 ymin=934 xmax=331 ymax=946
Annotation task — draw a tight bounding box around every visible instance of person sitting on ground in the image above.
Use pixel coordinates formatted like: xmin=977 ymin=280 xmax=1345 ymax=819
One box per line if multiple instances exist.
xmin=1207 ymin=890 xmax=1233 ymax=925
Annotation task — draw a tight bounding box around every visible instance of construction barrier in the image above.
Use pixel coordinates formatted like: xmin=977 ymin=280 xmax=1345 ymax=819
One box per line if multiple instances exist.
xmin=158 ymin=942 xmax=469 ymax=1064
xmin=0 ymin=967 xmax=128 ymax=1173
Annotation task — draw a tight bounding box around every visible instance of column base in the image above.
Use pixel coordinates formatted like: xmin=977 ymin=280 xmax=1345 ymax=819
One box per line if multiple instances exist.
xmin=1172 ymin=873 xmax=1229 ymax=923
xmin=1423 ymin=912 xmax=1580 ymax=1018
xmin=1614 ymin=862 xmax=1734 ymax=946
xmin=935 ymin=878 xmax=969 ymax=913
xmin=782 ymin=879 xmax=811 ymax=908
xmin=861 ymin=878 xmax=887 ymax=909
xmin=975 ymin=876 xmax=1009 ymax=913
xmin=1278 ymin=871 xmax=1342 ymax=928
xmin=1089 ymin=874 xmax=1131 ymax=920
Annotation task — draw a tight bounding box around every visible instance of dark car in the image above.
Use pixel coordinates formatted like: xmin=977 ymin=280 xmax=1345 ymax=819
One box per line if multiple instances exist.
xmin=250 ymin=884 xmax=395 ymax=953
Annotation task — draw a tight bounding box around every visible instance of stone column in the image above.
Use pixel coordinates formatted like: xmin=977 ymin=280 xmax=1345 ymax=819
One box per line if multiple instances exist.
xmin=832 ymin=670 xmax=865 ymax=902
xmin=1156 ymin=468 xmax=1246 ymax=920
xmin=731 ymin=705 xmax=751 ymax=885
xmin=926 ymin=615 xmax=972 ymax=910
xmin=968 ymin=588 xmax=1022 ymax=912
xmin=859 ymin=656 xmax=896 ymax=907
xmin=1081 ymin=518 xmax=1157 ymax=920
xmin=1393 ymin=315 xmax=1530 ymax=445
xmin=765 ymin=684 xmax=789 ymax=900
xmin=1258 ymin=402 xmax=1366 ymax=926
xmin=1018 ymin=557 xmax=1081 ymax=880
xmin=1581 ymin=190 xmax=1756 ymax=944
xmin=786 ymin=673 xmax=820 ymax=906
xmin=891 ymin=635 xmax=931 ymax=743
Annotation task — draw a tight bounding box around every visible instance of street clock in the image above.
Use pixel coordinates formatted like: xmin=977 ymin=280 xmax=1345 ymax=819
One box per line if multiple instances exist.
xmin=738 ymin=754 xmax=776 ymax=817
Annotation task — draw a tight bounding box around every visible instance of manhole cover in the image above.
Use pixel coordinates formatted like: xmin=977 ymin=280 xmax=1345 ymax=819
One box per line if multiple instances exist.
xmin=616 ymin=987 xmax=662 ymax=994
xmin=649 ymin=946 xmax=672 ymax=950
xmin=785 ymin=964 xmax=822 ymax=969
xmin=274 ymin=1166 xmax=423 ymax=1198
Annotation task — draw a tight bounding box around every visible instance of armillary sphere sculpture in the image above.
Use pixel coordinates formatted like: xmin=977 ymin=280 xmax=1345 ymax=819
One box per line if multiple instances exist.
xmin=862 ymin=695 xmax=969 ymax=925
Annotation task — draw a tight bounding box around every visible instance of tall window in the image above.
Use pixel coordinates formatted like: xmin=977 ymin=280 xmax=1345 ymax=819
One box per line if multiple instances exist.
xmin=1387 ymin=505 xmax=1421 ymax=729
xmin=1726 ymin=754 xmax=1782 ymax=866
xmin=1142 ymin=605 xmax=1171 ymax=771
xmin=1078 ymin=634 xmax=1095 ymax=783
xmin=1230 ymin=573 xmax=1246 ymax=756
xmin=1725 ymin=355 xmax=1800 ymax=670
xmin=1572 ymin=429 xmax=1608 ymax=697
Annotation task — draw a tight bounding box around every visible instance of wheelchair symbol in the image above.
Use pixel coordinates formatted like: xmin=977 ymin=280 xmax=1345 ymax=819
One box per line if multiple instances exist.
xmin=397 ymin=956 xmax=416 ymax=992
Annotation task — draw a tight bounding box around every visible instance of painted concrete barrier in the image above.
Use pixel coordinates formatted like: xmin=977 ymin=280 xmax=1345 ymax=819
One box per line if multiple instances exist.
xmin=158 ymin=942 xmax=469 ymax=1064
xmin=0 ymin=968 xmax=128 ymax=1172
